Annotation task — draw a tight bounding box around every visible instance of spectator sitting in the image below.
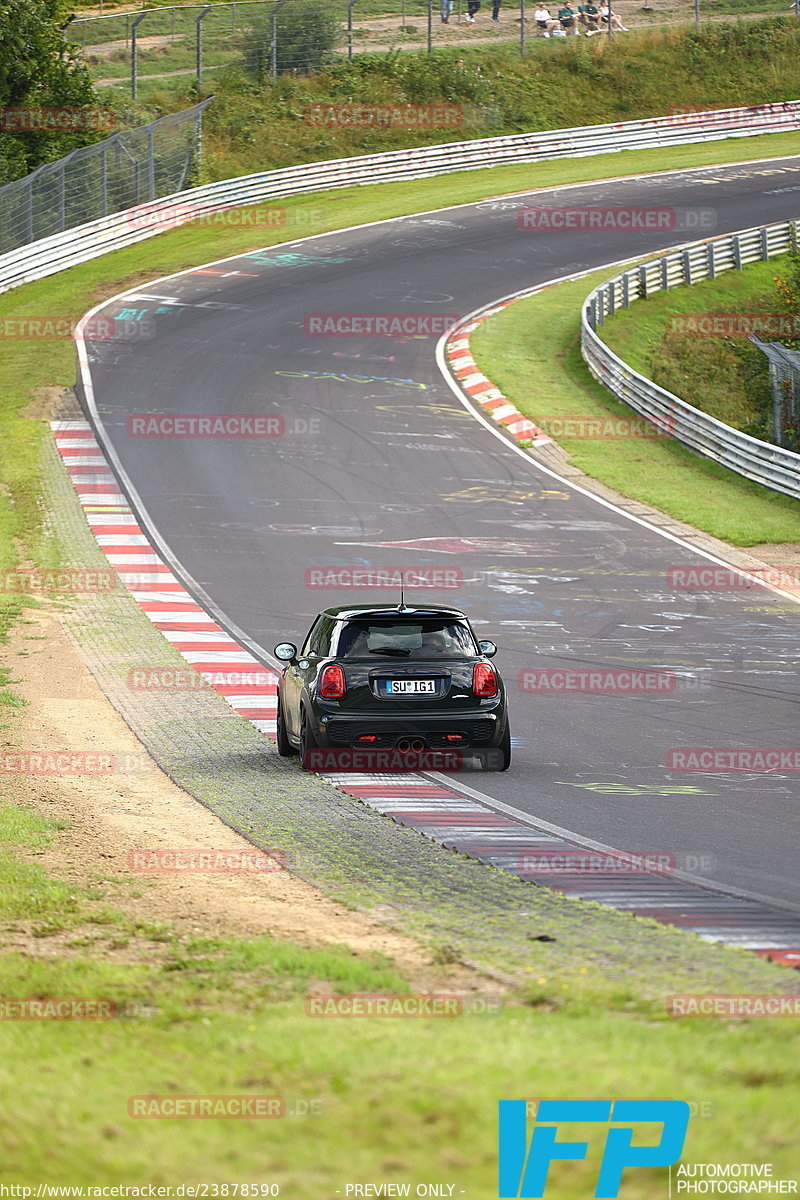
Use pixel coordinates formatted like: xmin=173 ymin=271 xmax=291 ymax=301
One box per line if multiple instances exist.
xmin=558 ymin=2 xmax=580 ymax=33
xmin=579 ymin=2 xmax=601 ymax=31
xmin=533 ymin=4 xmax=557 ymax=32
xmin=599 ymin=3 xmax=629 ymax=28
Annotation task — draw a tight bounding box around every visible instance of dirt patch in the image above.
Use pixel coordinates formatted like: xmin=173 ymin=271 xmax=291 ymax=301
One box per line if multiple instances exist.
xmin=1 ymin=599 xmax=494 ymax=995
xmin=745 ymin=543 xmax=800 ymax=571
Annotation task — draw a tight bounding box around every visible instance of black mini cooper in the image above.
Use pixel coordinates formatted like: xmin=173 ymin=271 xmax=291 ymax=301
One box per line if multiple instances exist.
xmin=273 ymin=603 xmax=511 ymax=771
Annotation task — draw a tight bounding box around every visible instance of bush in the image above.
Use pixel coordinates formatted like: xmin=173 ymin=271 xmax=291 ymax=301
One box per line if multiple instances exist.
xmin=244 ymin=1 xmax=341 ymax=79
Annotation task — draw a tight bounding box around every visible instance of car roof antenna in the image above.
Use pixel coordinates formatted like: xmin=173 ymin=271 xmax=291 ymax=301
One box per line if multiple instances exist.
xmin=397 ymin=571 xmax=408 ymax=612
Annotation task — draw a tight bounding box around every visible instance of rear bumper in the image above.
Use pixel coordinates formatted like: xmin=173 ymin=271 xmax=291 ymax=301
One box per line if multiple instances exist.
xmin=312 ymin=704 xmax=506 ymax=749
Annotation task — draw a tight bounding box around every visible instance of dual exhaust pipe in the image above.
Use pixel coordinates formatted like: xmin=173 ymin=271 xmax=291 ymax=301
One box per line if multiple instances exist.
xmin=397 ymin=737 xmax=426 ymax=754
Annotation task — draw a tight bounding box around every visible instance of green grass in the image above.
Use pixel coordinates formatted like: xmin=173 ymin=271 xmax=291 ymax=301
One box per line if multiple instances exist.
xmin=0 ymin=796 xmax=798 ymax=1189
xmin=470 ymin=258 xmax=800 ymax=545
xmin=598 ymin=259 xmax=785 ymax=430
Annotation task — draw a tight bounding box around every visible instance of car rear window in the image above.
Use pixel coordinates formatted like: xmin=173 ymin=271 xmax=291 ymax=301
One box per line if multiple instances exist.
xmin=334 ymin=618 xmax=478 ymax=659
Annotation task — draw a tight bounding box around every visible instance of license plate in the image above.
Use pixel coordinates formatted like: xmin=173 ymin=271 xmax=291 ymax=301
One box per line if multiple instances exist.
xmin=386 ymin=679 xmax=436 ymax=694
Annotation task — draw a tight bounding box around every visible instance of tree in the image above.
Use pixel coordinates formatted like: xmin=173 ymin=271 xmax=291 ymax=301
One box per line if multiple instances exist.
xmin=0 ymin=0 xmax=101 ymax=183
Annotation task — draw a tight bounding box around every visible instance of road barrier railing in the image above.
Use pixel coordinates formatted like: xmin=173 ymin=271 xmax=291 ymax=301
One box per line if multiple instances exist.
xmin=581 ymin=219 xmax=800 ymax=501
xmin=1 ymin=100 xmax=800 ymax=296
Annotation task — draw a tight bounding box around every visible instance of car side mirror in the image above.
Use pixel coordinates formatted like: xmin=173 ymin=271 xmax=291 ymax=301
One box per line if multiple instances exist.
xmin=274 ymin=642 xmax=298 ymax=663
xmin=478 ymin=640 xmax=497 ymax=658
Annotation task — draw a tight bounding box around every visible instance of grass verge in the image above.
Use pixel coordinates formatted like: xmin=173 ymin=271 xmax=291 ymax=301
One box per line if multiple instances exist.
xmin=470 ymin=260 xmax=800 ymax=545
xmin=0 ymin=802 xmax=799 ymax=1188
xmin=598 ymin=258 xmax=790 ymax=432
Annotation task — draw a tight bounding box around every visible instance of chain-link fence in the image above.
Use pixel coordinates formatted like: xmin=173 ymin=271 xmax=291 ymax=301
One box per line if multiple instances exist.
xmin=751 ymin=336 xmax=800 ymax=448
xmin=0 ymin=99 xmax=211 ymax=257
xmin=69 ymin=0 xmax=800 ymax=98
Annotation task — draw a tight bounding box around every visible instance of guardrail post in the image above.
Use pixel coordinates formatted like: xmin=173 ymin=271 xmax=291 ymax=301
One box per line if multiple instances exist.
xmin=196 ymin=6 xmax=212 ymax=84
xmin=270 ymin=0 xmax=289 ymax=77
xmin=760 ymin=227 xmax=769 ymax=261
xmin=622 ymin=273 xmax=629 ymax=308
xmin=347 ymin=0 xmax=358 ymax=60
xmin=606 ymin=281 xmax=615 ymax=317
xmin=146 ymin=128 xmax=156 ymax=200
xmin=131 ymin=12 xmax=147 ymax=100
xmin=24 ymin=180 xmax=34 ymax=243
xmin=660 ymin=257 xmax=669 ymax=290
xmin=588 ymin=299 xmax=596 ymax=330
xmin=639 ymin=264 xmax=647 ymax=299
xmin=682 ymin=249 xmax=691 ymax=286
xmin=707 ymin=241 xmax=715 ymax=280
xmin=733 ymin=235 xmax=742 ymax=270
xmin=58 ymin=162 xmax=66 ymax=232
xmin=100 ymin=144 xmax=108 ymax=218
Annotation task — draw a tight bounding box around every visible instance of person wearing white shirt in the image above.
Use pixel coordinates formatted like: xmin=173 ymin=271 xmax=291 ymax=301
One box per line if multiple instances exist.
xmin=600 ymin=3 xmax=629 ymax=28
xmin=534 ymin=4 xmax=557 ymax=33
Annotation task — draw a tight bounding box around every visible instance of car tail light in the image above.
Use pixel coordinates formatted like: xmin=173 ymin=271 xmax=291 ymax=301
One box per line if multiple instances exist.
xmin=444 ymin=734 xmax=464 ymax=742
xmin=319 ymin=664 xmax=346 ymax=699
xmin=357 ymin=734 xmax=377 ymax=743
xmin=473 ymin=663 xmax=498 ymax=698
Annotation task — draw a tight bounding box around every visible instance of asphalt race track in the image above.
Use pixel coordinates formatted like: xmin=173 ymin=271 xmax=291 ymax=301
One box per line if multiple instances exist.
xmin=81 ymin=156 xmax=800 ymax=911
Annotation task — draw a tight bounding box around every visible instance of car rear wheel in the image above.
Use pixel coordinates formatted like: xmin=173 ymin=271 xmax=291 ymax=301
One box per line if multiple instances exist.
xmin=497 ymin=721 xmax=512 ymax=771
xmin=299 ymin=708 xmax=320 ymax=769
xmin=275 ymin=695 xmax=296 ymax=757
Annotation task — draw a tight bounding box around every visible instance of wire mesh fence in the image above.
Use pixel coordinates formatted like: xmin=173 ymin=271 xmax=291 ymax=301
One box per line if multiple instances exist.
xmin=69 ymin=0 xmax=800 ymax=98
xmin=0 ymin=100 xmax=211 ymax=257
xmin=751 ymin=336 xmax=800 ymax=448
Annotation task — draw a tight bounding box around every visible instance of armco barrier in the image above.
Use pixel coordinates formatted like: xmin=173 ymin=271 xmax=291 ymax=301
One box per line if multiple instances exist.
xmin=1 ymin=100 xmax=799 ymax=297
xmin=581 ymin=220 xmax=800 ymax=501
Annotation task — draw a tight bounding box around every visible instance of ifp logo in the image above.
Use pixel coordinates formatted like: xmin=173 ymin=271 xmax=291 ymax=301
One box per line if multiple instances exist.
xmin=498 ymin=1099 xmax=690 ymax=1197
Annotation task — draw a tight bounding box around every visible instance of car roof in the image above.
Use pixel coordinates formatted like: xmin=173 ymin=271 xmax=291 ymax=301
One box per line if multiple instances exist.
xmin=321 ymin=603 xmax=469 ymax=621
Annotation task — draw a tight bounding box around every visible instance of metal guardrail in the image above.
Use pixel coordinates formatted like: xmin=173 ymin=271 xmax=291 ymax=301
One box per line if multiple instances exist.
xmin=1 ymin=100 xmax=799 ymax=299
xmin=581 ymin=220 xmax=800 ymax=500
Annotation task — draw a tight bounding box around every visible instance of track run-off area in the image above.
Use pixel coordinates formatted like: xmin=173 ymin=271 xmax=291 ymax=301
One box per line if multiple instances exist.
xmin=67 ymin=154 xmax=800 ymax=960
